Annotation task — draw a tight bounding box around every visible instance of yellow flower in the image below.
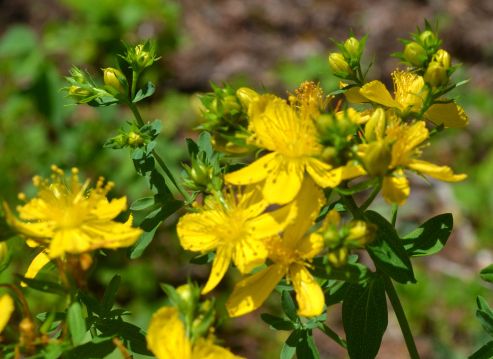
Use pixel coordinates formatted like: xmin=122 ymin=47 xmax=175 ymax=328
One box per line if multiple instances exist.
xmin=147 ymin=306 xmax=242 ymax=359
xmin=226 ymin=178 xmax=326 ymax=317
xmin=177 ymin=186 xmax=296 ymax=294
xmin=359 ymin=116 xmax=466 ymax=204
xmin=0 ymin=294 xmax=14 ymax=334
xmin=345 ymin=71 xmax=468 ymax=128
xmin=4 ymin=166 xmax=142 ymax=259
xmin=225 ymin=94 xmax=357 ymax=204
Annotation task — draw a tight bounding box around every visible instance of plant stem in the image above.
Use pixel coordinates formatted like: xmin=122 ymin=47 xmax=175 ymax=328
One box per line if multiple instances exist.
xmin=131 ymin=70 xmax=138 ymax=100
xmin=391 ymin=203 xmax=398 ymax=227
xmin=127 ymin=101 xmax=191 ymax=202
xmin=340 ymin=194 xmax=364 ymax=219
xmin=319 ymin=323 xmax=347 ymax=349
xmin=383 ymin=275 xmax=420 ymax=359
xmin=360 ymin=180 xmax=382 ymax=211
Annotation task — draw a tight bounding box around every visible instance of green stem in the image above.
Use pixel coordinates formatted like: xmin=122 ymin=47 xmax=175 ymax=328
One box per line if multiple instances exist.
xmin=127 ymin=101 xmax=191 ymax=202
xmin=391 ymin=203 xmax=398 ymax=227
xmin=360 ymin=180 xmax=382 ymax=211
xmin=131 ymin=71 xmax=138 ymax=100
xmin=340 ymin=194 xmax=364 ymax=220
xmin=383 ymin=275 xmax=420 ymax=359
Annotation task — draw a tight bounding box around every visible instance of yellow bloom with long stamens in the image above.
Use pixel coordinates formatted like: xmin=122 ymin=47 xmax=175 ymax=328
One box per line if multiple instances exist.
xmin=0 ymin=294 xmax=14 ymax=334
xmin=226 ymin=178 xmax=325 ymax=317
xmin=345 ymin=70 xmax=468 ymax=128
xmin=147 ymin=306 xmax=242 ymax=359
xmin=359 ymin=114 xmax=466 ymax=204
xmin=177 ymin=186 xmax=296 ymax=294
xmin=3 ymin=166 xmax=142 ymax=259
xmin=225 ymin=94 xmax=358 ymax=204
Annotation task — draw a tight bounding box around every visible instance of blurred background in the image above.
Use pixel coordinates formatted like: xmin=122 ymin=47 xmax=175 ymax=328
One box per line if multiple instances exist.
xmin=1 ymin=0 xmax=493 ymax=357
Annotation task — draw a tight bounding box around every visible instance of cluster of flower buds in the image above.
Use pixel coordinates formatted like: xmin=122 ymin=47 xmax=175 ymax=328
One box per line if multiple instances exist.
xmin=65 ymin=67 xmax=117 ymax=105
xmin=328 ymin=35 xmax=367 ymax=83
xmin=119 ymin=40 xmax=160 ymax=74
xmin=398 ymin=22 xmax=453 ymax=88
xmin=104 ymin=120 xmax=161 ymax=150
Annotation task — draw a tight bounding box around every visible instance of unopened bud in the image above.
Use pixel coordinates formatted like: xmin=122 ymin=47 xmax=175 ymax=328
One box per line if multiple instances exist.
xmin=344 ymin=37 xmax=360 ymax=58
xmin=127 ymin=131 xmax=144 ymax=147
xmin=424 ymin=61 xmax=448 ymax=87
xmin=347 ymin=221 xmax=375 ymax=246
xmin=236 ymin=88 xmax=259 ymax=110
xmin=419 ymin=30 xmax=437 ymax=48
xmin=176 ymin=284 xmax=194 ymax=304
xmin=222 ymin=95 xmax=242 ymax=114
xmin=433 ymin=49 xmax=451 ymax=70
xmin=68 ymin=85 xmax=92 ymax=98
xmin=328 ymin=53 xmax=351 ymax=77
xmin=365 ymin=108 xmax=386 ymax=141
xmin=363 ymin=141 xmax=391 ymax=177
xmin=327 ymin=247 xmax=348 ymax=268
xmin=103 ymin=68 xmax=127 ymax=95
xmin=403 ymin=42 xmax=427 ymax=67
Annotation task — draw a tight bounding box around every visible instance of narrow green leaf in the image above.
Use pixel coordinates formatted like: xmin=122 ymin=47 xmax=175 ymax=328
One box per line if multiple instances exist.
xmin=281 ymin=291 xmax=298 ymax=322
xmin=476 ymin=296 xmax=493 ymax=336
xmin=469 ymin=341 xmax=493 ymax=359
xmin=18 ymin=276 xmax=66 ymax=295
xmin=480 ymin=265 xmax=493 ymax=283
xmin=280 ymin=330 xmax=300 ymax=359
xmin=133 ymin=81 xmax=156 ymax=103
xmin=403 ymin=213 xmax=453 ymax=256
xmin=130 ymin=197 xmax=155 ymax=211
xmin=67 ymin=302 xmax=87 ymax=346
xmin=65 ymin=337 xmax=114 ymax=359
xmin=261 ymin=313 xmax=294 ymax=331
xmin=342 ymin=276 xmax=388 ymax=359
xmin=366 ymin=211 xmax=415 ymax=284
xmin=102 ymin=275 xmax=121 ymax=314
xmin=296 ymin=330 xmax=320 ymax=359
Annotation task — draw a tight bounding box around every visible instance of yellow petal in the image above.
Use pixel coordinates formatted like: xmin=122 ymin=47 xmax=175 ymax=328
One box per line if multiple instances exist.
xmin=408 ymin=159 xmax=467 ymax=182
xmin=382 ymin=171 xmax=410 ymax=205
xmin=146 ymin=306 xmax=191 ymax=359
xmin=192 ymin=338 xmax=244 ymax=359
xmin=306 ymin=158 xmax=341 ymax=188
xmin=224 ymin=152 xmax=277 ymax=186
xmin=202 ymin=245 xmax=232 ymax=294
xmin=263 ymin=158 xmax=304 ymax=205
xmin=177 ymin=211 xmax=221 ymax=252
xmin=340 ymin=162 xmax=367 ymax=181
xmin=232 ymin=237 xmax=267 ymax=274
xmin=283 ymin=178 xmax=324 ymax=245
xmin=289 ymin=263 xmax=324 ymax=317
xmin=360 ymin=80 xmax=400 ymax=108
xmin=22 ymin=251 xmax=51 ymax=287
xmin=341 ymin=84 xmax=368 ymax=103
xmin=48 ymin=229 xmax=91 ymax=258
xmin=247 ymin=201 xmax=297 ymax=240
xmin=3 ymin=202 xmax=55 ymax=239
xmin=0 ymin=294 xmax=14 ymax=334
xmin=81 ymin=221 xmax=142 ymax=249
xmin=297 ymin=233 xmax=324 ymax=260
xmin=93 ymin=197 xmax=128 ymax=220
xmin=425 ymin=102 xmax=469 ymax=128
xmin=226 ymin=264 xmax=285 ymax=317
xmin=237 ymin=185 xmax=268 ymax=218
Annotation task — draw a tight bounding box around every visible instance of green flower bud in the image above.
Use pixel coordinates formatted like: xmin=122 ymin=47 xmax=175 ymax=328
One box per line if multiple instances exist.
xmin=419 ymin=30 xmax=437 ymax=48
xmin=127 ymin=131 xmax=144 ymax=147
xmin=328 ymin=53 xmax=352 ymax=77
xmin=223 ymin=95 xmax=242 ymax=114
xmin=176 ymin=284 xmax=194 ymax=304
xmin=68 ymin=85 xmax=92 ymax=98
xmin=103 ymin=67 xmax=127 ymax=95
xmin=424 ymin=61 xmax=448 ymax=87
xmin=344 ymin=37 xmax=360 ymax=58
xmin=403 ymin=42 xmax=427 ymax=67
xmin=134 ymin=44 xmax=152 ymax=68
xmin=327 ymin=247 xmax=348 ymax=268
xmin=433 ymin=49 xmax=451 ymax=70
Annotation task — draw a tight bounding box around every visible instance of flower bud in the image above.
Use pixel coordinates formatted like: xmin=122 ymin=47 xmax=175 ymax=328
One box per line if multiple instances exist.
xmin=347 ymin=221 xmax=375 ymax=246
xmin=419 ymin=30 xmax=437 ymax=48
xmin=236 ymin=87 xmax=259 ymax=110
xmin=328 ymin=53 xmax=352 ymax=77
xmin=424 ymin=61 xmax=448 ymax=87
xmin=103 ymin=67 xmax=127 ymax=95
xmin=0 ymin=242 xmax=8 ymax=263
xmin=365 ymin=108 xmax=386 ymax=141
xmin=223 ymin=95 xmax=242 ymax=114
xmin=363 ymin=140 xmax=391 ymax=177
xmin=344 ymin=37 xmax=360 ymax=58
xmin=176 ymin=284 xmax=194 ymax=304
xmin=127 ymin=131 xmax=144 ymax=147
xmin=134 ymin=44 xmax=152 ymax=68
xmin=433 ymin=49 xmax=451 ymax=70
xmin=68 ymin=85 xmax=92 ymax=98
xmin=403 ymin=42 xmax=427 ymax=67
xmin=327 ymin=247 xmax=348 ymax=268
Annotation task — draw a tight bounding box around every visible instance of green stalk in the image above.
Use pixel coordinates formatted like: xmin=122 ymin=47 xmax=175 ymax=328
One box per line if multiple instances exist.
xmin=383 ymin=275 xmax=420 ymax=359
xmin=360 ymin=179 xmax=382 ymax=211
xmin=319 ymin=323 xmax=347 ymax=349
xmin=391 ymin=203 xmax=398 ymax=226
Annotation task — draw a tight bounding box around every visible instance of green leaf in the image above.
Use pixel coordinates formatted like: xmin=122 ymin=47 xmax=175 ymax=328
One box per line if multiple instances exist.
xmin=280 ymin=330 xmax=301 ymax=359
xmin=18 ymin=276 xmax=66 ymax=295
xmin=102 ymin=275 xmax=121 ymax=314
xmin=296 ymin=330 xmax=320 ymax=359
xmin=130 ymin=197 xmax=155 ymax=211
xmin=366 ymin=211 xmax=415 ymax=284
xmin=469 ymin=341 xmax=493 ymax=359
xmin=480 ymin=265 xmax=493 ymax=283
xmin=342 ymin=276 xmax=388 ymax=359
xmin=260 ymin=313 xmax=294 ymax=331
xmin=129 ymin=222 xmax=160 ymax=259
xmin=96 ymin=319 xmax=152 ymax=355
xmin=65 ymin=337 xmax=115 ymax=359
xmin=403 ymin=213 xmax=453 ymax=256
xmin=67 ymin=302 xmax=87 ymax=346
xmin=133 ymin=81 xmax=156 ymax=103
xmin=281 ymin=291 xmax=298 ymax=322
xmin=476 ymin=296 xmax=493 ymax=336
xmin=190 ymin=252 xmax=215 ymax=264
